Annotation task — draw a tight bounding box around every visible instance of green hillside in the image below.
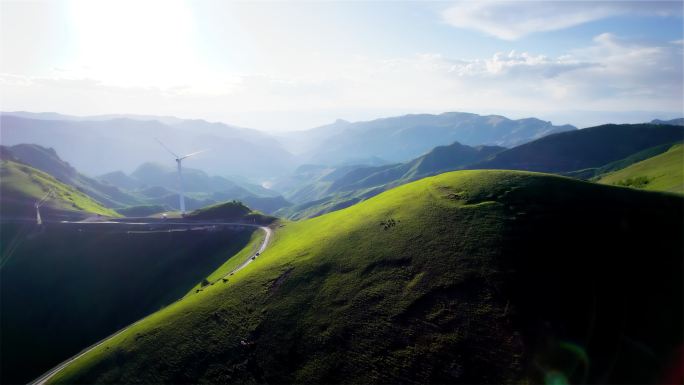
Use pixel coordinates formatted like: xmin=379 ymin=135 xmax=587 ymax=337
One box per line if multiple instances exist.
xmin=597 ymin=143 xmax=684 ymax=193
xmin=470 ymin=123 xmax=684 ymax=172
xmin=279 ymin=142 xmax=503 ymax=219
xmin=187 ymin=200 xmax=276 ymax=224
xmin=280 ymin=124 xmax=684 ymax=221
xmin=0 ymin=159 xmax=119 ymax=218
xmin=0 ymin=222 xmax=260 ymax=384
xmin=563 ymin=142 xmax=679 ymax=180
xmin=49 ymin=170 xmax=682 ymax=384
xmin=3 ymin=144 xmax=140 ymax=207
xmin=116 ymin=204 xmax=170 ymax=217
xmin=328 ymin=142 xmax=504 ymax=194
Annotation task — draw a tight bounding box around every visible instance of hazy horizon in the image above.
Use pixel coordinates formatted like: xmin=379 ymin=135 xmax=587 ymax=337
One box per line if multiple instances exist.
xmin=3 ymin=108 xmax=682 ymax=133
xmin=2 ymin=0 xmax=682 ymax=132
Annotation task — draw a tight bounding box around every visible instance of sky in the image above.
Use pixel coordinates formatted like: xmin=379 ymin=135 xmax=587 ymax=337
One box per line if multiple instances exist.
xmin=1 ymin=0 xmax=682 ymax=131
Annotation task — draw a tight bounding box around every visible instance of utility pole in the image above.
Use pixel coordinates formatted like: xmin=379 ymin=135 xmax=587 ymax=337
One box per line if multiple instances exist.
xmin=35 ymin=189 xmax=54 ymax=225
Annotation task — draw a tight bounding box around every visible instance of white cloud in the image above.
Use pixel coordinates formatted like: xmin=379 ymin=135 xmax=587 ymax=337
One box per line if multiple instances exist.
xmin=446 ymin=50 xmax=599 ymax=78
xmin=1 ymin=33 xmax=681 ymax=130
xmin=442 ymin=1 xmax=682 ymax=40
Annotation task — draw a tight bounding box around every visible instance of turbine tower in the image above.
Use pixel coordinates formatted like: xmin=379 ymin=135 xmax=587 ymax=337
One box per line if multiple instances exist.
xmin=156 ymin=139 xmax=206 ymax=215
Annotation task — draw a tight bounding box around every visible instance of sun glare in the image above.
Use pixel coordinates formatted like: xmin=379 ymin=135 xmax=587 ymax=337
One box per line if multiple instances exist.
xmin=68 ymin=0 xmax=198 ymax=88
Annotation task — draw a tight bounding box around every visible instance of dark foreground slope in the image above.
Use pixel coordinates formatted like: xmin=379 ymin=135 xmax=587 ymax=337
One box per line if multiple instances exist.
xmin=0 ymin=223 xmax=259 ymax=384
xmin=50 ymin=171 xmax=682 ymax=384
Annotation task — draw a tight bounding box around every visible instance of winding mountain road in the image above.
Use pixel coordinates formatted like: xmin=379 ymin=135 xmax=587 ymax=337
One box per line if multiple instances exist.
xmin=30 ymin=221 xmax=273 ymax=385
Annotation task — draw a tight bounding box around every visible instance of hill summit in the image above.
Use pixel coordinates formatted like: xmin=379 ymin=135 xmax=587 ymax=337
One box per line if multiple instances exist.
xmin=49 ymin=170 xmax=682 ymax=384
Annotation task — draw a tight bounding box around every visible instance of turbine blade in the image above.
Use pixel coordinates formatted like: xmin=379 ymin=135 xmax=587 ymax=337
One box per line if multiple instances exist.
xmin=179 ymin=149 xmax=208 ymax=160
xmin=155 ymin=138 xmax=179 ymax=158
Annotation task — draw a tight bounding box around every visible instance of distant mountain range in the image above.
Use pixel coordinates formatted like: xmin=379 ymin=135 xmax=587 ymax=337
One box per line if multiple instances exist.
xmin=469 ymin=123 xmax=684 ymax=172
xmin=287 ymin=112 xmax=576 ymax=165
xmin=0 ymin=113 xmax=294 ymax=178
xmin=1 ymin=144 xmax=290 ymax=215
xmin=279 ymin=142 xmax=505 ymax=206
xmin=278 ymin=122 xmax=684 ymax=219
xmin=99 ymin=162 xmax=290 ymax=214
xmin=4 ymin=110 xmax=680 ymax=219
xmin=1 ymin=111 xmax=576 ymax=179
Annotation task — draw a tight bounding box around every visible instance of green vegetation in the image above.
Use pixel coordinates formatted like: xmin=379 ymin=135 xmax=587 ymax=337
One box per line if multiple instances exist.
xmin=279 ymin=142 xmax=503 ymax=220
xmin=188 ymin=200 xmax=275 ymax=224
xmin=281 ymin=124 xmax=683 ymax=220
xmin=597 ymin=143 xmax=684 ymax=193
xmin=187 ymin=200 xmax=251 ymax=218
xmin=116 ymin=204 xmax=169 ymax=217
xmin=0 ymin=159 xmax=119 ymax=218
xmin=0 ymin=223 xmax=258 ymax=384
xmin=49 ymin=170 xmax=682 ymax=384
xmin=564 ymin=141 xmax=679 ymax=180
xmin=3 ymin=144 xmax=140 ymax=207
xmin=470 ymin=123 xmax=684 ymax=172
xmin=278 ymin=186 xmax=383 ymax=220
xmin=615 ymin=175 xmax=653 ymax=188
xmin=185 ymin=230 xmax=267 ymax=296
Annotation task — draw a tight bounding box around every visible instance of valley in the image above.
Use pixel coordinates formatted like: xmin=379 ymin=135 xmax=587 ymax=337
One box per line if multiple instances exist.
xmin=3 ymin=3 xmax=683 ymax=383
xmin=1 ymin=112 xmax=682 ymax=385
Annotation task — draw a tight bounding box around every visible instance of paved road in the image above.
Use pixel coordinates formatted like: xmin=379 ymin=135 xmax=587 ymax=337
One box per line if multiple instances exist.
xmin=30 ymin=221 xmax=273 ymax=385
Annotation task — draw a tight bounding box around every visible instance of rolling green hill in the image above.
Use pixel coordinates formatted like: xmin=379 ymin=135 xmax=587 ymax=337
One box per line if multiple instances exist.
xmin=327 ymin=142 xmax=504 ymax=194
xmin=562 ymin=141 xmax=680 ymax=180
xmin=3 ymin=144 xmax=140 ymax=207
xmin=0 ymin=159 xmax=119 ymax=218
xmin=49 ymin=170 xmax=682 ymax=384
xmin=187 ymin=200 xmax=275 ymax=225
xmin=279 ymin=124 xmax=683 ymax=220
xmin=596 ymin=143 xmax=684 ymax=193
xmin=0 ymin=222 xmax=261 ymax=384
xmin=279 ymin=142 xmax=504 ymax=219
xmin=469 ymin=123 xmax=684 ymax=172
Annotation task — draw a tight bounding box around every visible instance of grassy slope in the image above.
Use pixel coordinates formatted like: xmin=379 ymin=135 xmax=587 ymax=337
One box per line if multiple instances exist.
xmin=470 ymin=123 xmax=684 ymax=173
xmin=0 ymin=223 xmax=258 ymax=384
xmin=0 ymin=160 xmax=119 ymax=217
xmin=187 ymin=201 xmax=276 ymax=225
xmin=279 ymin=144 xmax=504 ymax=220
xmin=563 ymin=142 xmax=679 ymax=180
xmin=5 ymin=144 xmax=141 ymax=208
xmin=596 ymin=143 xmax=684 ymax=193
xmin=184 ymin=230 xmax=267 ymax=296
xmin=50 ymin=170 xmax=683 ymax=384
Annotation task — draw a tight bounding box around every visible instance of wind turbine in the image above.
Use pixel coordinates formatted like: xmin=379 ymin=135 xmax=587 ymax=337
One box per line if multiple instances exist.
xmin=155 ymin=139 xmax=206 ymax=216
xmin=35 ymin=189 xmax=54 ymax=225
